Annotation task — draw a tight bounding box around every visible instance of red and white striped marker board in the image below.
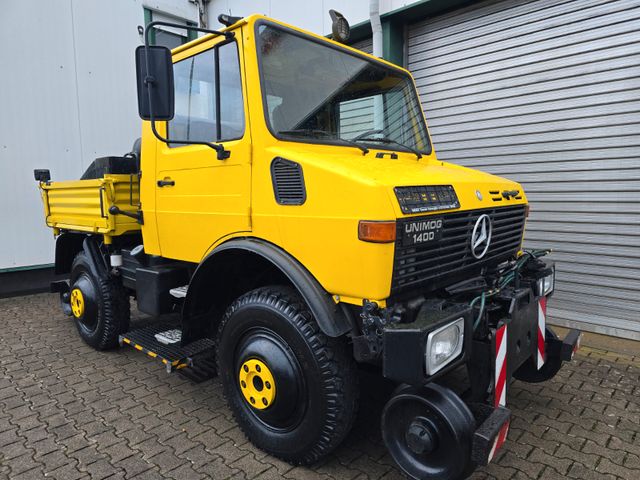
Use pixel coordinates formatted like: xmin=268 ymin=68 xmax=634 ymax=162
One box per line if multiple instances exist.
xmin=495 ymin=324 xmax=507 ymax=407
xmin=537 ymin=297 xmax=547 ymax=369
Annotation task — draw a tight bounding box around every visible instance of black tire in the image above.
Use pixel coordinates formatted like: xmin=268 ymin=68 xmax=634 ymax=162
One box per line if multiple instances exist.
xmin=513 ymin=327 xmax=562 ymax=383
xmin=69 ymin=251 xmax=130 ymax=350
xmin=215 ymin=286 xmax=358 ymax=464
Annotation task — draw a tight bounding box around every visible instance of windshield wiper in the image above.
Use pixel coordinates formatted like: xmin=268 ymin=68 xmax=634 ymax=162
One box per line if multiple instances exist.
xmin=353 ymin=134 xmax=423 ymax=160
xmin=278 ymin=129 xmax=370 ymax=155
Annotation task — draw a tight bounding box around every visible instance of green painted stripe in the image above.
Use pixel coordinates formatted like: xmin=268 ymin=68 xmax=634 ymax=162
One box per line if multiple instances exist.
xmin=382 ymin=19 xmax=404 ymax=67
xmin=187 ymin=21 xmax=197 ymax=42
xmin=0 ymin=263 xmax=54 ymax=273
xmin=144 ymin=7 xmax=155 ymax=45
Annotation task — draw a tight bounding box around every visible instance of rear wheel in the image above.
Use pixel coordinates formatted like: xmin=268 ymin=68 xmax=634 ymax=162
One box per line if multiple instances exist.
xmin=69 ymin=251 xmax=130 ymax=350
xmin=216 ymin=286 xmax=358 ymax=464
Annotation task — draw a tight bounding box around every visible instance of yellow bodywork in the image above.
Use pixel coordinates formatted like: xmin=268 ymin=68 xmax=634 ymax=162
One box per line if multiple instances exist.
xmin=37 ymin=14 xmax=528 ymax=307
xmin=39 ymin=174 xmax=141 ymax=241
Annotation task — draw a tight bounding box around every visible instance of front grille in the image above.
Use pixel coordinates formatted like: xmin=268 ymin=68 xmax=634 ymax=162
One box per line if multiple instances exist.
xmin=392 ymin=205 xmax=526 ymax=294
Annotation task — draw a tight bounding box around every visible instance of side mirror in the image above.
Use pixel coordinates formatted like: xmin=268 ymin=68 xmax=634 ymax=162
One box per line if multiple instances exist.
xmin=135 ymin=45 xmax=175 ymax=121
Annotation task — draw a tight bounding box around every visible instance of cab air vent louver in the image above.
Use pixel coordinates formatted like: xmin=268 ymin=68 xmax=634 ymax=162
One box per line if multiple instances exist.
xmin=271 ymin=157 xmax=306 ymax=205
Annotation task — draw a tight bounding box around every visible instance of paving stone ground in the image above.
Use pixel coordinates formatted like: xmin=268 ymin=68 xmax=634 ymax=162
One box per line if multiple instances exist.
xmin=1 ymin=293 xmax=639 ymax=479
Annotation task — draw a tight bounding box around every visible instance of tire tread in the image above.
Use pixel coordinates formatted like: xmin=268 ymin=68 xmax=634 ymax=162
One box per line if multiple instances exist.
xmin=71 ymin=251 xmax=130 ymax=350
xmin=215 ymin=286 xmax=358 ymax=464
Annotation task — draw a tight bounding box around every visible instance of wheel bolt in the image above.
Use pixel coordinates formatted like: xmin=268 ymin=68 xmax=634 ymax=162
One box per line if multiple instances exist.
xmin=265 ymin=381 xmax=271 ymax=389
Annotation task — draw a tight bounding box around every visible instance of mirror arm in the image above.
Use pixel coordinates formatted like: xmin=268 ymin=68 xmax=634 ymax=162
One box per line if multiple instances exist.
xmin=144 ymin=21 xmax=234 ymax=160
xmin=152 ymin=131 xmax=231 ymax=160
xmin=143 ymin=20 xmax=234 ymax=47
xmin=143 ymin=21 xmax=233 ymax=161
xmin=147 ymin=117 xmax=230 ymax=160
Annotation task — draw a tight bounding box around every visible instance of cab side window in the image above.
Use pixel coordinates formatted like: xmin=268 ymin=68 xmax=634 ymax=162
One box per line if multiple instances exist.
xmin=218 ymin=43 xmax=244 ymax=140
xmin=169 ymin=41 xmax=244 ymax=146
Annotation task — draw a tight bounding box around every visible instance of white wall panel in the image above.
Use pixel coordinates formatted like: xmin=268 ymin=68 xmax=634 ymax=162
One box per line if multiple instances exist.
xmin=0 ymin=0 xmax=198 ymax=270
xmin=0 ymin=1 xmax=80 ymax=269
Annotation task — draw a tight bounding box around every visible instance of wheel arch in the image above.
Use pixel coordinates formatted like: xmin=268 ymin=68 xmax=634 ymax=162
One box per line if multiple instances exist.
xmin=181 ymin=238 xmax=353 ymax=344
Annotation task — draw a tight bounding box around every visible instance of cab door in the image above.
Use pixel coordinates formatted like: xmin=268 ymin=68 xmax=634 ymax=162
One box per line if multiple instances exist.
xmin=155 ymin=33 xmax=251 ymax=263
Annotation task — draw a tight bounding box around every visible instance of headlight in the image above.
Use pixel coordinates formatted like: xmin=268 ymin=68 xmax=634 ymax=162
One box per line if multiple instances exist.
xmin=425 ymin=317 xmax=464 ymax=375
xmin=537 ymin=270 xmax=555 ymax=296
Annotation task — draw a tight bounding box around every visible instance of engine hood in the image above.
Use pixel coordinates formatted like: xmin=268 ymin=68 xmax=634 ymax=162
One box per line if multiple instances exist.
xmin=269 ymin=144 xmax=527 ymax=216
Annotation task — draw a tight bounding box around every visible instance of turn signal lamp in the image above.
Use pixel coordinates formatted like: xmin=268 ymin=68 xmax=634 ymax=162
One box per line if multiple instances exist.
xmin=358 ymin=221 xmax=396 ymax=243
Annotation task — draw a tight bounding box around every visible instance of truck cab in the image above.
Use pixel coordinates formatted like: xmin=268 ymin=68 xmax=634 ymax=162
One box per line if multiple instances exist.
xmin=140 ymin=15 xmax=531 ymax=314
xmin=36 ymin=13 xmax=581 ymax=480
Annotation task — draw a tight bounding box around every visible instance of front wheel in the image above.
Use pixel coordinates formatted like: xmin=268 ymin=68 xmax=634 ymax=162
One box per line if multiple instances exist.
xmin=215 ymin=286 xmax=358 ymax=464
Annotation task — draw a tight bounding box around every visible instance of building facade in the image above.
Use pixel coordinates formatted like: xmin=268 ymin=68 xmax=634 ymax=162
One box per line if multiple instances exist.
xmin=0 ymin=0 xmax=202 ymax=272
xmin=348 ymin=0 xmax=640 ymax=340
xmin=1 ymin=0 xmax=638 ymax=339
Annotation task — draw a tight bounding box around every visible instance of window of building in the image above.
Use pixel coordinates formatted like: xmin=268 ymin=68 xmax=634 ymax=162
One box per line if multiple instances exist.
xmin=168 ymin=41 xmax=244 ymax=145
xmin=144 ymin=8 xmax=196 ymax=49
xmin=155 ymin=29 xmax=188 ymax=49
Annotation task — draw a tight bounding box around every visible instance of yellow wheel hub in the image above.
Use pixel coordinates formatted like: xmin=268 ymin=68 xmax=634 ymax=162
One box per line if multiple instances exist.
xmin=70 ymin=288 xmax=85 ymax=318
xmin=238 ymin=359 xmax=276 ymax=410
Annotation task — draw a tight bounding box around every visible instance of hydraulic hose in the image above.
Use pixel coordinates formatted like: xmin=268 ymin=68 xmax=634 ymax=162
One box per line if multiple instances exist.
xmin=470 ymin=249 xmax=551 ymax=331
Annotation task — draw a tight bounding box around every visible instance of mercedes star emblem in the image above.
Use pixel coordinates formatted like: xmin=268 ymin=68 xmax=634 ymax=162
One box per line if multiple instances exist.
xmin=471 ymin=214 xmax=492 ymax=259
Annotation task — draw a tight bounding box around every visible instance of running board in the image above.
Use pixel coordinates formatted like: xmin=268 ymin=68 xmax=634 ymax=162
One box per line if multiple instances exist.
xmin=119 ymin=324 xmax=214 ymax=374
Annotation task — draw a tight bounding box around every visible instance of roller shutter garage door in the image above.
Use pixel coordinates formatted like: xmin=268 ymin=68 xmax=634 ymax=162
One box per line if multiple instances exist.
xmin=408 ymin=0 xmax=640 ymax=339
xmin=351 ymin=37 xmax=373 ymax=54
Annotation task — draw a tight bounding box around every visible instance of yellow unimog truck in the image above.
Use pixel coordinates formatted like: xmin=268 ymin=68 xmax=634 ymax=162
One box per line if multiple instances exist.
xmin=35 ymin=13 xmax=582 ymax=480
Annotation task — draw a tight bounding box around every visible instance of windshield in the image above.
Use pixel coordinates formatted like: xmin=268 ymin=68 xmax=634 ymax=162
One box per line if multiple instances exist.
xmin=256 ymin=23 xmax=431 ymax=154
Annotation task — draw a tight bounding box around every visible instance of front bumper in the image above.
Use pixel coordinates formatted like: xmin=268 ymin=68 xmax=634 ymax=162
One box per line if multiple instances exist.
xmin=378 ymin=258 xmax=582 ymax=478
xmin=383 ymin=303 xmax=472 ymax=385
xmin=381 ymin=284 xmax=581 ymax=393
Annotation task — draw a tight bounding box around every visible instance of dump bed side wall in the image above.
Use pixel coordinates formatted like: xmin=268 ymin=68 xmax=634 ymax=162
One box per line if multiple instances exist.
xmin=40 ymin=174 xmax=141 ymax=236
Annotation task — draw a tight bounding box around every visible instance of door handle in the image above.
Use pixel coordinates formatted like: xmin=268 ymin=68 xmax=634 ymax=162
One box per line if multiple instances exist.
xmin=157 ymin=179 xmax=175 ymax=187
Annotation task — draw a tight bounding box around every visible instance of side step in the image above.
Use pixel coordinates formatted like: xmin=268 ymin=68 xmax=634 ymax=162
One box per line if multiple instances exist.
xmin=119 ymin=324 xmax=214 ymax=375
